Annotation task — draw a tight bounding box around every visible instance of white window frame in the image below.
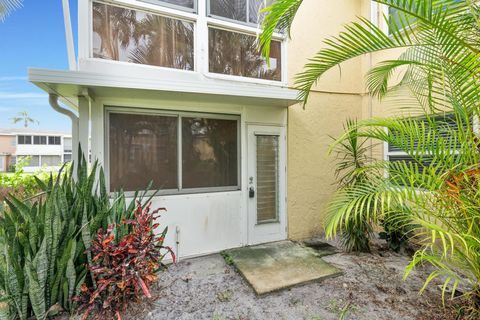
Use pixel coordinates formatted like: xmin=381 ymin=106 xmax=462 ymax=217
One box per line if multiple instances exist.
xmin=139 ymin=0 xmax=198 ymax=13
xmin=17 ymin=135 xmax=32 ymax=145
xmin=18 ymin=155 xmax=41 ymax=167
xmin=33 ymin=135 xmax=47 ymax=145
xmin=88 ymin=0 xmax=198 ymax=73
xmin=206 ymin=0 xmax=270 ymax=29
xmin=80 ymin=0 xmax=287 ymax=86
xmin=371 ymin=2 xmax=390 ymax=35
xmin=104 ymin=106 xmax=242 ymax=196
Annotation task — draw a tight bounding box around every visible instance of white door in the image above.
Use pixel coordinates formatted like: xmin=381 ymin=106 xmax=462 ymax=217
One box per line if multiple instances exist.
xmin=0 ymin=156 xmax=4 ymax=172
xmin=247 ymin=125 xmax=287 ymax=245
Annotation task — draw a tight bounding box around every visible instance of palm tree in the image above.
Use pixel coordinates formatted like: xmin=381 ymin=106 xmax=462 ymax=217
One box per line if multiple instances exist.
xmin=10 ymin=111 xmax=38 ymax=128
xmin=260 ymin=0 xmax=480 ymax=315
xmin=0 ymin=0 xmax=22 ymax=21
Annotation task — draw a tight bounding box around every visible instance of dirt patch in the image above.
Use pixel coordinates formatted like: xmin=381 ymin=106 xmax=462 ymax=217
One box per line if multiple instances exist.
xmin=125 ymin=242 xmax=461 ymax=320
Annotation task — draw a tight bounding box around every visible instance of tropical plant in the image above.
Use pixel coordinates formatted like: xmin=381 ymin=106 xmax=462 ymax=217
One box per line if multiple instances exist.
xmin=75 ymin=202 xmax=174 ymax=320
xmin=0 ymin=157 xmax=60 ymax=205
xmin=330 ymin=119 xmax=374 ymax=252
xmin=0 ymin=0 xmax=22 ymax=21
xmin=10 ymin=111 xmax=39 ymax=128
xmin=0 ymin=154 xmax=156 ymax=319
xmin=260 ymin=0 xmax=480 ymax=316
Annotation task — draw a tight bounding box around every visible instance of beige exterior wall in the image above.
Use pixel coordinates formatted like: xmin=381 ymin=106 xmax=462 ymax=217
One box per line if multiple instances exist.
xmin=0 ymin=135 xmax=16 ymax=155
xmin=0 ymin=135 xmax=16 ymax=172
xmin=286 ymin=0 xmax=376 ymax=239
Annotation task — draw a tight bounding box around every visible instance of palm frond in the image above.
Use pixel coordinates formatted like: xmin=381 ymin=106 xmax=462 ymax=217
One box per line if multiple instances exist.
xmin=259 ymin=0 xmax=303 ymax=64
xmin=0 ymin=0 xmax=22 ymax=21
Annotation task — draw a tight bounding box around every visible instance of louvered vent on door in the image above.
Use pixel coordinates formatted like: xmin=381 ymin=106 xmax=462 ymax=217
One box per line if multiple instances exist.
xmin=256 ymin=135 xmax=279 ymax=223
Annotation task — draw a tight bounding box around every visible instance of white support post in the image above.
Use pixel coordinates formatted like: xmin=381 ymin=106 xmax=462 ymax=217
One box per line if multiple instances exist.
xmin=90 ymin=100 xmax=104 ymax=167
xmin=78 ymin=96 xmax=90 ymax=164
xmin=62 ymin=0 xmax=77 ymax=70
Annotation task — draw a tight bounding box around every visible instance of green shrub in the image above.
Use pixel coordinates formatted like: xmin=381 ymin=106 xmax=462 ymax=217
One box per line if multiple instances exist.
xmin=0 ymin=157 xmax=59 ymax=204
xmin=328 ymin=119 xmax=374 ymax=253
xmin=0 ymin=155 xmax=153 ymax=319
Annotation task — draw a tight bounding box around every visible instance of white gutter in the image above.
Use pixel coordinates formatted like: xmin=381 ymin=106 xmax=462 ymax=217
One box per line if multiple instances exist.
xmin=62 ymin=0 xmax=77 ymax=71
xmin=49 ymin=94 xmax=79 ymax=169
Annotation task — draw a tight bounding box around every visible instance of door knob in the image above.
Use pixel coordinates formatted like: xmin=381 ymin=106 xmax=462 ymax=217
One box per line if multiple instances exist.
xmin=249 ymin=187 xmax=255 ymax=198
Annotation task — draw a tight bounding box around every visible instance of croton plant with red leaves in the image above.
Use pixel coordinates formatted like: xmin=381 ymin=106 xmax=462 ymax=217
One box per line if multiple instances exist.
xmin=75 ymin=202 xmax=175 ymax=319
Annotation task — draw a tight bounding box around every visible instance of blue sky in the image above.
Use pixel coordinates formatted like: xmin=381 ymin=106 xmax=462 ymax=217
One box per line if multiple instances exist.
xmin=0 ymin=0 xmax=77 ymax=132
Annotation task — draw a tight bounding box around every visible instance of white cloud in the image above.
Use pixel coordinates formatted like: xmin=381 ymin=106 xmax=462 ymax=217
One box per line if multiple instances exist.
xmin=0 ymin=92 xmax=47 ymax=99
xmin=0 ymin=76 xmax=28 ymax=81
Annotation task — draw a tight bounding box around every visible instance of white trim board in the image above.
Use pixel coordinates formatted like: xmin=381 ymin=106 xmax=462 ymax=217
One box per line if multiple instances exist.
xmin=29 ymin=68 xmax=300 ymax=110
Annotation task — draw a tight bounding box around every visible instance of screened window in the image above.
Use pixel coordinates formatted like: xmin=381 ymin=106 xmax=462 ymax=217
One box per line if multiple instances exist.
xmin=33 ymin=136 xmax=47 ymax=145
xmin=386 ymin=114 xmax=466 ymax=178
xmin=48 ymin=136 xmax=61 ymax=145
xmin=64 ymin=153 xmax=72 ymax=163
xmin=64 ymin=138 xmax=72 ymax=152
xmin=108 ymin=110 xmax=240 ymax=193
xmin=19 ymin=155 xmax=40 ymax=167
xmin=109 ymin=113 xmax=178 ymax=192
xmin=209 ymin=0 xmax=271 ymax=25
xmin=18 ymin=135 xmax=32 ymax=145
xmin=41 ymin=155 xmax=62 ymax=166
xmin=182 ymin=117 xmax=238 ymax=188
xmin=92 ymin=2 xmax=194 ymax=70
xmin=209 ymin=27 xmax=282 ymax=81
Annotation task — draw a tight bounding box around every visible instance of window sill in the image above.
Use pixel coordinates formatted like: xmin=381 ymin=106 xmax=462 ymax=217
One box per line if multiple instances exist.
xmin=204 ymin=72 xmax=287 ymax=88
xmin=112 ymin=187 xmax=242 ymax=199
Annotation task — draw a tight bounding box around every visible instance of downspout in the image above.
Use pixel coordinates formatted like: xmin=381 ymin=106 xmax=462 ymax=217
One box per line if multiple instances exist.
xmin=49 ymin=94 xmax=79 ymax=173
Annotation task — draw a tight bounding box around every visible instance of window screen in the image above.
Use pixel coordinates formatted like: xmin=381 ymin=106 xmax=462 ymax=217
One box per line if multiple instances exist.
xmin=109 ymin=113 xmax=178 ymax=192
xmin=64 ymin=154 xmax=72 ymax=163
xmin=48 ymin=136 xmax=61 ymax=145
xmin=34 ymin=136 xmax=47 ymax=145
xmin=41 ymin=155 xmax=62 ymax=166
xmin=64 ymin=138 xmax=73 ymax=152
xmin=18 ymin=135 xmax=32 ymax=145
xmin=19 ymin=155 xmax=40 ymax=167
xmin=182 ymin=117 xmax=238 ymax=188
xmin=108 ymin=111 xmax=240 ymax=193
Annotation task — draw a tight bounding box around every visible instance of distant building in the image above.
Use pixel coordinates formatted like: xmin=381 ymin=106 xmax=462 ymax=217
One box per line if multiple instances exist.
xmin=0 ymin=128 xmax=72 ymax=173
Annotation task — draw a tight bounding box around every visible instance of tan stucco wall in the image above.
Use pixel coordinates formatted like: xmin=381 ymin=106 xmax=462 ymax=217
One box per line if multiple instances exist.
xmin=0 ymin=135 xmax=16 ymax=155
xmin=286 ymin=0 xmax=374 ymax=239
xmin=0 ymin=135 xmax=16 ymax=172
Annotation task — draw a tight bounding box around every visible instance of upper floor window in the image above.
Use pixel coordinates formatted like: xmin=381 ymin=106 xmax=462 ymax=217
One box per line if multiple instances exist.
xmin=140 ymin=0 xmax=196 ymax=12
xmin=90 ymin=1 xmax=284 ymax=82
xmin=48 ymin=136 xmax=61 ymax=145
xmin=209 ymin=27 xmax=281 ymax=81
xmin=92 ymin=2 xmax=194 ymax=70
xmin=18 ymin=135 xmax=32 ymax=145
xmin=208 ymin=0 xmax=270 ymax=25
xmin=33 ymin=136 xmax=47 ymax=145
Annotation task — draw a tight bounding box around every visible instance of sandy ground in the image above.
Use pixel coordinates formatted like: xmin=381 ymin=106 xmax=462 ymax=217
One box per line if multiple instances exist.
xmin=125 ymin=241 xmax=461 ymax=320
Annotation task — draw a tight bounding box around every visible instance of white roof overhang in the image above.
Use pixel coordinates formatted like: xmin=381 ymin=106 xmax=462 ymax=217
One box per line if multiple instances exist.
xmin=29 ymin=68 xmax=301 ymax=111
